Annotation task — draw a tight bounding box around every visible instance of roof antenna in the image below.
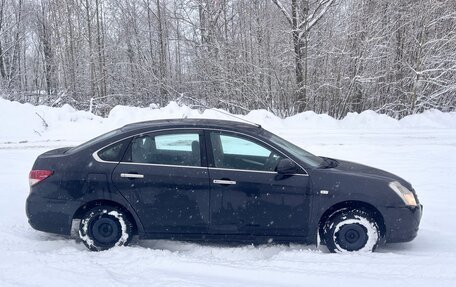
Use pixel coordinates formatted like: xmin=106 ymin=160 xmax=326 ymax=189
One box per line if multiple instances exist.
xmin=208 ymin=107 xmax=261 ymax=128
xmin=177 ymin=95 xmax=261 ymax=128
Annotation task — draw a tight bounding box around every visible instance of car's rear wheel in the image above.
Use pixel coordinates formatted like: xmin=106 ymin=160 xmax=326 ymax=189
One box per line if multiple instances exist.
xmin=322 ymin=209 xmax=380 ymax=253
xmin=79 ymin=205 xmax=133 ymax=251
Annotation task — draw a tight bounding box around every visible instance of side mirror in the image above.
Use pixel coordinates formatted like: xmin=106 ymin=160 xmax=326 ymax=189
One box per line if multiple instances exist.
xmin=276 ymin=158 xmax=299 ymax=175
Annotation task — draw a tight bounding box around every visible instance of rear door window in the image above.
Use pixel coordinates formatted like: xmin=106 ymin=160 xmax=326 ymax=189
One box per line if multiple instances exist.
xmin=126 ymin=132 xmax=202 ymax=167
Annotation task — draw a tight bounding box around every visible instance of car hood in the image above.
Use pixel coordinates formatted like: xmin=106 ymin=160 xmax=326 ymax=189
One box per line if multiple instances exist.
xmin=331 ymin=159 xmax=409 ymax=186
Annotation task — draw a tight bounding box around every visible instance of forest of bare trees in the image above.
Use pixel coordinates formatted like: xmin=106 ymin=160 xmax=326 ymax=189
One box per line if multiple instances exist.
xmin=0 ymin=0 xmax=455 ymax=118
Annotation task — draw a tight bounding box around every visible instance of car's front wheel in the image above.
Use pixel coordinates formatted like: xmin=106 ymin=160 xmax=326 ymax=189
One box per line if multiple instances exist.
xmin=79 ymin=205 xmax=133 ymax=251
xmin=322 ymin=209 xmax=380 ymax=253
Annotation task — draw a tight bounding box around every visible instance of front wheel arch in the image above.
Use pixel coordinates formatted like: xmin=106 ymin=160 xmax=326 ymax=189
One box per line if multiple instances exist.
xmin=317 ymin=201 xmax=386 ymax=245
xmin=322 ymin=208 xmax=380 ymax=252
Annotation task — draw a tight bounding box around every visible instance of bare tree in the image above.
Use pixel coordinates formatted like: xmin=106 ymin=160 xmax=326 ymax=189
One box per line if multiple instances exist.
xmin=0 ymin=0 xmax=454 ymax=118
xmin=0 ymin=0 xmax=7 ymax=80
xmin=272 ymin=0 xmax=336 ymax=112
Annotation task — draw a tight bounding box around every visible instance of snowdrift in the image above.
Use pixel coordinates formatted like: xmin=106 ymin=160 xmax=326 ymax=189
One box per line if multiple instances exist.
xmin=1 ymin=98 xmax=455 ymax=143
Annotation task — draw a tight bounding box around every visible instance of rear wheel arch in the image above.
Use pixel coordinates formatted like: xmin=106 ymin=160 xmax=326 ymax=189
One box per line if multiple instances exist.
xmin=73 ymin=199 xmax=141 ymax=236
xmin=318 ymin=200 xmax=386 ymax=242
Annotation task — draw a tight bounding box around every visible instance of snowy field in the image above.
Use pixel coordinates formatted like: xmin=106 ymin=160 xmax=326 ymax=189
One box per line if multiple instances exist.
xmin=1 ymin=99 xmax=456 ymax=287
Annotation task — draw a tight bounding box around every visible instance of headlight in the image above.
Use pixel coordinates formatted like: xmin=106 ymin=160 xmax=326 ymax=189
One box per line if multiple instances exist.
xmin=389 ymin=181 xmax=417 ymax=206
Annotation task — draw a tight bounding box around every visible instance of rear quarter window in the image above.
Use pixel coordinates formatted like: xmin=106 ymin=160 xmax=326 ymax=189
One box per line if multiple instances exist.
xmin=97 ymin=139 xmax=130 ymax=162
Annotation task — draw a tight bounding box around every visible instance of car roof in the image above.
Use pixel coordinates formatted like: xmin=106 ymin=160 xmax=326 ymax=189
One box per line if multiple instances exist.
xmin=120 ymin=118 xmax=262 ymax=133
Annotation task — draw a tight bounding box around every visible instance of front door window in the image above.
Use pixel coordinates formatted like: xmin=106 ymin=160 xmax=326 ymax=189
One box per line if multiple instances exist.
xmin=210 ymin=132 xmax=281 ymax=172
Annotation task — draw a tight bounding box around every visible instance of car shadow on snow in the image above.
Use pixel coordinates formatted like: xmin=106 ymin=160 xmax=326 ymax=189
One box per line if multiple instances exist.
xmin=31 ymin=223 xmax=417 ymax=254
xmin=29 ymin=228 xmax=417 ymax=254
xmin=19 ymin=228 xmax=87 ymax=252
xmin=135 ymin=237 xmax=324 ymax=255
xmin=377 ymin=243 xmax=415 ymax=253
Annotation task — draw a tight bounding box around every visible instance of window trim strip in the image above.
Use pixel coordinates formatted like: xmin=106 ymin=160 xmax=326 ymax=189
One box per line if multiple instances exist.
xmin=91 ymin=127 xmax=309 ymax=176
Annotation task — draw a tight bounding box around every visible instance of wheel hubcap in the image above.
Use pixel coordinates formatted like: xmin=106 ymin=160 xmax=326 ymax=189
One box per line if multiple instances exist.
xmin=335 ymin=223 xmax=368 ymax=251
xmin=99 ymin=223 xmax=113 ymax=237
xmin=345 ymin=229 xmax=360 ymax=243
xmin=90 ymin=216 xmax=121 ymax=246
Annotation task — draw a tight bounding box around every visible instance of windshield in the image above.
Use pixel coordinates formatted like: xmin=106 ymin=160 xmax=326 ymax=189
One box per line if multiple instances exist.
xmin=266 ymin=132 xmax=324 ymax=168
xmin=68 ymin=129 xmax=122 ymax=153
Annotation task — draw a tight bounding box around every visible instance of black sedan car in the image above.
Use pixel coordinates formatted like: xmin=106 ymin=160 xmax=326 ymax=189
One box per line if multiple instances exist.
xmin=26 ymin=119 xmax=422 ymax=252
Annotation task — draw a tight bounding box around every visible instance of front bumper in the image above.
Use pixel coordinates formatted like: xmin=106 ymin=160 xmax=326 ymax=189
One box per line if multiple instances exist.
xmin=382 ymin=204 xmax=423 ymax=243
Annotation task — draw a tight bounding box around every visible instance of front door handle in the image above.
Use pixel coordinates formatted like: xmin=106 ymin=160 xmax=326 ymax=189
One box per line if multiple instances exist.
xmin=213 ymin=179 xmax=236 ymax=185
xmin=120 ymin=173 xmax=144 ymax=179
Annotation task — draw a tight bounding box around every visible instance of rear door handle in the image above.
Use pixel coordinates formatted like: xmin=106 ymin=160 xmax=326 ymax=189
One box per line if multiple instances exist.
xmin=213 ymin=179 xmax=236 ymax=185
xmin=120 ymin=173 xmax=144 ymax=179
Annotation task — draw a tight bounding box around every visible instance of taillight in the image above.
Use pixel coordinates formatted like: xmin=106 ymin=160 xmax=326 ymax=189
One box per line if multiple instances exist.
xmin=29 ymin=170 xmax=53 ymax=186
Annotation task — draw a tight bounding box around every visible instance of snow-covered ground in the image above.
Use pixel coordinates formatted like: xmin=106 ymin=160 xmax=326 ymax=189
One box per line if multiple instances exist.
xmin=1 ymin=99 xmax=456 ymax=286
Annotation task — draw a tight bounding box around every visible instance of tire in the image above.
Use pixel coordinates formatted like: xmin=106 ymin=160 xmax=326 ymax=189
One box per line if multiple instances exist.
xmin=79 ymin=205 xmax=133 ymax=251
xmin=322 ymin=209 xmax=380 ymax=253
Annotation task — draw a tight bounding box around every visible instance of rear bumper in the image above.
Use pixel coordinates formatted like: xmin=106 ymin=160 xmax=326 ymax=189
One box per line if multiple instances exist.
xmin=26 ymin=192 xmax=77 ymax=236
xmin=383 ymin=204 xmax=423 ymax=243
